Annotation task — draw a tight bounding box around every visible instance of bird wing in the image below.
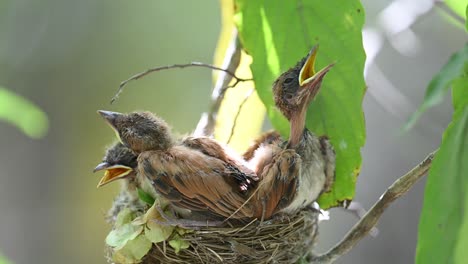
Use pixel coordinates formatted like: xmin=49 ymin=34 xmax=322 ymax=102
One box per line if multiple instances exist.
xmin=138 ymin=147 xmax=254 ymax=219
xmin=252 ymin=148 xmax=301 ymax=219
xmin=182 ymin=137 xmax=258 ymax=189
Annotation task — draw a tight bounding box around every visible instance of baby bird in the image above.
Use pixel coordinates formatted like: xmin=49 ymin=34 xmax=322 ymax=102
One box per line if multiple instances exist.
xmin=247 ymin=46 xmax=336 ymax=218
xmin=98 ymin=110 xmax=258 ymax=220
xmin=93 ymin=142 xmax=145 ymax=221
xmin=94 ymin=142 xmax=137 ymax=190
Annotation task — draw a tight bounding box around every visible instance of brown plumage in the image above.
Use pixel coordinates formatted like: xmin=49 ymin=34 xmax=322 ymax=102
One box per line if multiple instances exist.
xmin=247 ymin=45 xmax=336 ymax=218
xmin=98 ymin=110 xmax=258 ymax=220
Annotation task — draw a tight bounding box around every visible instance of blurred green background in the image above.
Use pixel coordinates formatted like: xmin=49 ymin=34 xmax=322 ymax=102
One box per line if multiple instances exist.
xmin=0 ymin=1 xmax=220 ymax=263
xmin=0 ymin=1 xmax=466 ymax=264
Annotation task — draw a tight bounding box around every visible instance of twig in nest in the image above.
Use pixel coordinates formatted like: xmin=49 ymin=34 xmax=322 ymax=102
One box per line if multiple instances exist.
xmin=310 ymin=150 xmax=437 ymax=264
xmin=110 ymin=39 xmax=251 ymax=104
xmin=226 ymin=88 xmax=254 ymax=144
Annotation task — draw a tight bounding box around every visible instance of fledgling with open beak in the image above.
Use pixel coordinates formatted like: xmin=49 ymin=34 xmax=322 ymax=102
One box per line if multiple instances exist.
xmin=94 ymin=142 xmax=138 ymax=191
xmin=93 ymin=142 xmax=146 ymax=220
xmin=97 ymin=110 xmax=258 ymax=220
xmin=247 ymin=45 xmax=336 ymax=218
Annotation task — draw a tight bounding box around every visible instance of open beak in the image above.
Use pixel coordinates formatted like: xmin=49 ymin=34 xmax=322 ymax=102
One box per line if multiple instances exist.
xmin=94 ymin=163 xmax=133 ymax=188
xmin=298 ymin=45 xmax=335 ymax=102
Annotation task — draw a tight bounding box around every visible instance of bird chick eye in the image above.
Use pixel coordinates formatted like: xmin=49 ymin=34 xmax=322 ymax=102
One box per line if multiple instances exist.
xmin=284 ymin=77 xmax=294 ymax=84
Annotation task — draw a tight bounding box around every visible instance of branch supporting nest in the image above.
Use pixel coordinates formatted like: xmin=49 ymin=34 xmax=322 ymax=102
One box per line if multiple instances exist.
xmin=309 ymin=150 xmax=437 ymax=263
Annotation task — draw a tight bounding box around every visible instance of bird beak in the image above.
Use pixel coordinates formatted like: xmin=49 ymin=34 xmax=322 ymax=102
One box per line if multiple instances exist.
xmin=298 ymin=45 xmax=335 ymax=101
xmin=93 ymin=162 xmax=109 ymax=172
xmin=98 ymin=110 xmax=121 ymax=131
xmin=98 ymin=110 xmax=125 ymax=142
xmin=94 ymin=164 xmax=133 ymax=188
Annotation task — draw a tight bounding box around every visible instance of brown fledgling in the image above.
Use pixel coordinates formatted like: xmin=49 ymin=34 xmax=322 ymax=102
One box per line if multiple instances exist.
xmin=98 ymin=110 xmax=258 ymax=220
xmin=247 ymin=45 xmax=336 ymax=219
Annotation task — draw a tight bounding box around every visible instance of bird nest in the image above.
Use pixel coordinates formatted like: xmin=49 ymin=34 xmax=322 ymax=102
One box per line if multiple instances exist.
xmin=105 ymin=191 xmax=320 ymax=264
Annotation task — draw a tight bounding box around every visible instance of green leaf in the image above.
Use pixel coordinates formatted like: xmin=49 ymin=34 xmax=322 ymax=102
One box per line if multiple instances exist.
xmin=406 ymin=44 xmax=468 ymax=130
xmin=445 ymin=0 xmax=467 ymax=19
xmin=144 ymin=222 xmax=174 ymax=243
xmin=115 ymin=208 xmax=135 ymax=228
xmin=174 ymin=226 xmax=193 ymax=236
xmin=113 ymin=234 xmax=152 ymax=264
xmin=0 ymin=87 xmax=48 ymax=139
xmin=168 ymin=234 xmax=190 ymax=254
xmin=137 ymin=188 xmax=155 ymax=205
xmin=416 ymin=62 xmax=468 ymax=263
xmin=106 ymin=223 xmax=143 ymax=250
xmin=234 ymin=0 xmax=366 ymax=208
xmin=452 ymin=63 xmax=468 ymax=111
xmin=466 ymin=4 xmax=468 ymax=31
xmin=0 ymin=253 xmax=12 ymax=264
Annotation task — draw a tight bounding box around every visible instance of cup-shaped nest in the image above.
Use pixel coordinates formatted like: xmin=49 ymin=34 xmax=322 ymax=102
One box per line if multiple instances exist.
xmin=105 ymin=191 xmax=320 ymax=264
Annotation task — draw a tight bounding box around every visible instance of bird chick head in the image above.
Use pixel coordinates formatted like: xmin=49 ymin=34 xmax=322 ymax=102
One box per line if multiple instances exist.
xmin=93 ymin=142 xmax=137 ymax=188
xmin=272 ymin=45 xmax=335 ymax=120
xmin=98 ymin=110 xmax=173 ymax=153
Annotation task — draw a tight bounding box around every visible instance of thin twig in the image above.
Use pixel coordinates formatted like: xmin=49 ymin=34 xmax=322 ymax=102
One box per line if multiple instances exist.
xmin=226 ymin=88 xmax=254 ymax=144
xmin=110 ymin=31 xmax=251 ymax=105
xmin=310 ymin=150 xmax=437 ymax=264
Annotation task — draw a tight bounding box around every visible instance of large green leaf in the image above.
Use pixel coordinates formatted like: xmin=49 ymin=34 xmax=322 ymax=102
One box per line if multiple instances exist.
xmin=406 ymin=44 xmax=468 ymax=130
xmin=466 ymin=3 xmax=468 ymax=31
xmin=234 ymin=0 xmax=366 ymax=208
xmin=0 ymin=87 xmax=48 ymax=139
xmin=416 ymin=62 xmax=468 ymax=263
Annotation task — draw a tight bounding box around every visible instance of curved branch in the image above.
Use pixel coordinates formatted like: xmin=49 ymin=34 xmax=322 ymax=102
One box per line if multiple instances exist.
xmin=110 ymin=32 xmax=251 ymax=105
xmin=310 ymin=150 xmax=437 ymax=263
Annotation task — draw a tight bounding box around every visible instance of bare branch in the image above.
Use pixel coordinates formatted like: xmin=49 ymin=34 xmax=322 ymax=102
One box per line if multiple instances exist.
xmin=193 ymin=29 xmax=253 ymax=137
xmin=310 ymin=150 xmax=437 ymax=264
xmin=110 ymin=33 xmax=251 ymax=105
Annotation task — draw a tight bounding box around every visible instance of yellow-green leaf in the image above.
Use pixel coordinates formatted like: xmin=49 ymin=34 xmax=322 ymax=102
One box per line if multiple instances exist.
xmin=115 ymin=208 xmax=135 ymax=228
xmin=175 ymin=226 xmax=193 ymax=236
xmin=445 ymin=0 xmax=466 ymax=19
xmin=168 ymin=234 xmax=190 ymax=254
xmin=106 ymin=223 xmax=143 ymax=250
xmin=144 ymin=223 xmax=173 ymax=244
xmin=113 ymin=234 xmax=152 ymax=264
xmin=234 ymin=0 xmax=366 ymax=208
xmin=0 ymin=87 xmax=48 ymax=139
xmin=0 ymin=253 xmax=12 ymax=264
xmin=213 ymin=0 xmax=265 ymax=152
